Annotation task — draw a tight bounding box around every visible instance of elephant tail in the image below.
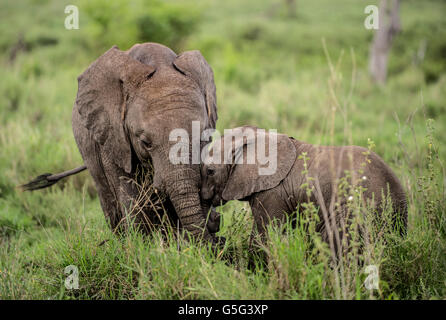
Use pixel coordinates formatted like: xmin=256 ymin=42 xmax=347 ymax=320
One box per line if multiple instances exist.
xmin=19 ymin=165 xmax=87 ymax=191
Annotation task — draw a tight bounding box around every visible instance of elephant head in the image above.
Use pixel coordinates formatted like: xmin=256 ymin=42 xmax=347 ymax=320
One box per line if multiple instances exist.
xmin=200 ymin=126 xmax=296 ymax=206
xmin=73 ymin=43 xmax=218 ymax=243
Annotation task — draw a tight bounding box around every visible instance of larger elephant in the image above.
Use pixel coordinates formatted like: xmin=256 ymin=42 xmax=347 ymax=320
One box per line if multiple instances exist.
xmin=27 ymin=43 xmax=220 ymax=244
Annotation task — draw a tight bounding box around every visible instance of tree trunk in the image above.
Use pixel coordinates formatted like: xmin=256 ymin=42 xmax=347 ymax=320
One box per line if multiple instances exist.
xmin=285 ymin=0 xmax=297 ymax=18
xmin=369 ymin=0 xmax=401 ymax=84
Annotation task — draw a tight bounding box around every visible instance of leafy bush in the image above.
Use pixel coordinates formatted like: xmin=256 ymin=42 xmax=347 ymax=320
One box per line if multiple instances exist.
xmin=80 ymin=0 xmax=201 ymax=52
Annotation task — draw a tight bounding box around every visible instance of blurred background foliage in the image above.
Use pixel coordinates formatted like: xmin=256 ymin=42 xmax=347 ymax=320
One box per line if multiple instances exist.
xmin=0 ymin=0 xmax=445 ymax=299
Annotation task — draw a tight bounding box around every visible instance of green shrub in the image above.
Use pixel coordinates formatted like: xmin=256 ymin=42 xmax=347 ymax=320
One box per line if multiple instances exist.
xmin=80 ymin=0 xmax=201 ymax=52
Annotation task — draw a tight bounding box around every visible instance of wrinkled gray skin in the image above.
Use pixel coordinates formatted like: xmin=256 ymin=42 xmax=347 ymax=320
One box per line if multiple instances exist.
xmin=201 ymin=126 xmax=407 ymax=250
xmin=72 ymin=43 xmax=221 ymax=243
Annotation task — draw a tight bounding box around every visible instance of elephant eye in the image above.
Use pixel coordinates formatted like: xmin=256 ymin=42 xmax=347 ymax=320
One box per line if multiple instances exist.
xmin=146 ymin=69 xmax=156 ymax=80
xmin=206 ymin=168 xmax=215 ymax=176
xmin=140 ymin=138 xmax=153 ymax=150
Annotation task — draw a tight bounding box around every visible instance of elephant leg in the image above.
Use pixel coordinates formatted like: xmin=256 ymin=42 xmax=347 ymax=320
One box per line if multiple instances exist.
xmin=316 ymin=201 xmax=361 ymax=260
xmin=249 ymin=189 xmax=290 ymax=242
xmin=72 ymin=109 xmax=125 ymax=231
xmin=73 ymin=109 xmax=166 ymax=233
xmin=247 ymin=195 xmax=277 ymax=270
xmin=246 ymin=219 xmax=269 ymax=271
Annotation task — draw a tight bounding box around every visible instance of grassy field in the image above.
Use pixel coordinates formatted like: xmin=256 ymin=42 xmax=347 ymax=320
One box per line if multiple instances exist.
xmin=0 ymin=0 xmax=445 ymax=299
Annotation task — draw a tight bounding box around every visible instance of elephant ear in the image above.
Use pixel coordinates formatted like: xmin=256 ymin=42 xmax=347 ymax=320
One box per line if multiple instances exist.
xmin=222 ymin=128 xmax=297 ymax=201
xmin=75 ymin=45 xmax=156 ymax=173
xmin=173 ymin=50 xmax=217 ymax=129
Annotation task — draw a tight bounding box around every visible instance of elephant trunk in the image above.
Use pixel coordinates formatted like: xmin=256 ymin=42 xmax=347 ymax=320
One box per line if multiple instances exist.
xmin=163 ymin=166 xmax=211 ymax=241
xmin=201 ymin=201 xmax=221 ymax=234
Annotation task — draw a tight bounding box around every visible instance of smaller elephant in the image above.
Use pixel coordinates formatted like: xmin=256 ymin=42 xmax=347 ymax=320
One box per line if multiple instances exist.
xmin=200 ymin=126 xmax=407 ymax=251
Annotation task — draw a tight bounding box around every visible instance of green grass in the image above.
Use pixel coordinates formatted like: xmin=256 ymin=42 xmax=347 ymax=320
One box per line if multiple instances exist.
xmin=1 ymin=0 xmax=445 ymax=299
